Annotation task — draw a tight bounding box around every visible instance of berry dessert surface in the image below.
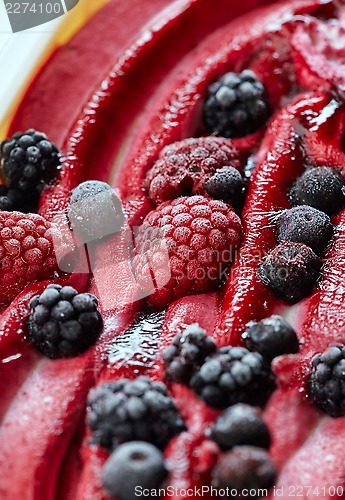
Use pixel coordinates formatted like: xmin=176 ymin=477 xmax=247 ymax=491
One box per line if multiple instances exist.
xmin=1 ymin=0 xmax=345 ymax=499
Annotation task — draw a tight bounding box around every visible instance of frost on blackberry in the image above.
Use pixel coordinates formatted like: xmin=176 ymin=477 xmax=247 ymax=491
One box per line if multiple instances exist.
xmin=190 ymin=346 xmax=275 ymax=409
xmin=0 ymin=129 xmax=60 ymax=200
xmin=308 ymin=344 xmax=345 ymax=417
xmin=163 ymin=323 xmax=217 ymax=384
xmin=87 ymin=376 xmax=186 ymax=450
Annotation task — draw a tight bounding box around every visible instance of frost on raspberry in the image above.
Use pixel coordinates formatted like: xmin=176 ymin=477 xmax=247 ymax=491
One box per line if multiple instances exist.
xmin=0 ymin=211 xmax=60 ymax=306
xmin=133 ymin=196 xmax=242 ymax=307
xmin=145 ymin=137 xmax=242 ymax=204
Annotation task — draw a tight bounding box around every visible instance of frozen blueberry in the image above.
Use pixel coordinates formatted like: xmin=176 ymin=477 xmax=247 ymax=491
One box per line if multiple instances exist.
xmin=212 ymin=446 xmax=276 ymax=496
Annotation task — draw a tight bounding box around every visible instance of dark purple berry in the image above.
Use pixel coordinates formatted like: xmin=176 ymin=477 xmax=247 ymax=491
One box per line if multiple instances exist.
xmin=289 ymin=166 xmax=345 ymax=216
xmin=210 ymin=404 xmax=271 ymax=451
xmin=26 ymin=284 xmax=102 ymax=359
xmin=243 ymin=315 xmax=299 ymax=362
xmin=0 ymin=185 xmax=30 ymax=212
xmin=190 ymin=346 xmax=275 ymax=409
xmin=308 ymin=344 xmax=345 ymax=417
xmin=212 ymin=446 xmax=276 ymax=496
xmin=0 ymin=129 xmax=60 ymax=200
xmin=204 ymin=166 xmax=245 ymax=208
xmin=203 ymin=70 xmax=270 ymax=138
xmin=258 ymin=242 xmax=321 ymax=303
xmin=68 ymin=180 xmax=125 ymax=243
xmin=277 ymin=205 xmax=333 ymax=253
xmin=163 ymin=323 xmax=216 ymax=384
xmin=87 ymin=376 xmax=185 ymax=450
xmin=102 ymin=442 xmax=168 ymax=500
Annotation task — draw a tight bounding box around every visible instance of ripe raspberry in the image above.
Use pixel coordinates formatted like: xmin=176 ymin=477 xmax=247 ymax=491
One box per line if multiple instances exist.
xmin=203 ymin=70 xmax=271 ymax=138
xmin=258 ymin=242 xmax=321 ymax=304
xmin=145 ymin=137 xmax=241 ymax=205
xmin=133 ymin=195 xmax=242 ymax=307
xmin=0 ymin=211 xmax=59 ymax=306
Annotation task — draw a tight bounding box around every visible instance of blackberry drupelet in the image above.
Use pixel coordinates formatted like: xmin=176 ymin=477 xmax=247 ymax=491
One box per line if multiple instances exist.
xmin=0 ymin=129 xmax=61 ymax=198
xmin=203 ymin=70 xmax=270 ymax=138
xmin=258 ymin=242 xmax=321 ymax=304
xmin=87 ymin=376 xmax=185 ymax=450
xmin=277 ymin=205 xmax=334 ymax=254
xmin=163 ymin=323 xmax=217 ymax=384
xmin=210 ymin=403 xmax=271 ymax=451
xmin=26 ymin=284 xmax=102 ymax=359
xmin=243 ymin=315 xmax=299 ymax=362
xmin=204 ymin=166 xmax=246 ymax=208
xmin=211 ymin=446 xmax=276 ymax=496
xmin=289 ymin=166 xmax=345 ymax=216
xmin=190 ymin=346 xmax=275 ymax=409
xmin=308 ymin=344 xmax=345 ymax=417
xmin=102 ymin=442 xmax=168 ymax=500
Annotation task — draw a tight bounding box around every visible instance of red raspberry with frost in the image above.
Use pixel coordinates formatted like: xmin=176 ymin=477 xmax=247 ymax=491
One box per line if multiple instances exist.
xmin=133 ymin=195 xmax=242 ymax=307
xmin=145 ymin=137 xmax=242 ymax=204
xmin=0 ymin=211 xmax=60 ymax=306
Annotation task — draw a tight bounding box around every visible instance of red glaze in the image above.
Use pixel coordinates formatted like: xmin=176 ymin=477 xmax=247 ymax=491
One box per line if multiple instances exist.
xmin=1 ymin=0 xmax=345 ymax=499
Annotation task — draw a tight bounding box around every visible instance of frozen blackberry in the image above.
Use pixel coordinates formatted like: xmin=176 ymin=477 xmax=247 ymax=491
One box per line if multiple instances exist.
xmin=102 ymin=442 xmax=168 ymax=500
xmin=204 ymin=166 xmax=245 ymax=208
xmin=0 ymin=185 xmax=28 ymax=212
xmin=87 ymin=376 xmax=185 ymax=450
xmin=203 ymin=70 xmax=270 ymax=138
xmin=0 ymin=129 xmax=61 ymax=199
xmin=133 ymin=195 xmax=242 ymax=307
xmin=258 ymin=242 xmax=321 ymax=304
xmin=289 ymin=166 xmax=345 ymax=216
xmin=190 ymin=346 xmax=275 ymax=409
xmin=308 ymin=344 xmax=345 ymax=417
xmin=210 ymin=404 xmax=271 ymax=451
xmin=68 ymin=180 xmax=125 ymax=243
xmin=277 ymin=205 xmax=334 ymax=254
xmin=243 ymin=315 xmax=299 ymax=362
xmin=212 ymin=446 xmax=276 ymax=496
xmin=26 ymin=284 xmax=102 ymax=359
xmin=163 ymin=323 xmax=217 ymax=384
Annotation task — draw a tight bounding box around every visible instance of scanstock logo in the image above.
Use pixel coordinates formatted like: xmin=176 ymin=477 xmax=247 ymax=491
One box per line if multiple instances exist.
xmin=3 ymin=0 xmax=79 ymax=33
